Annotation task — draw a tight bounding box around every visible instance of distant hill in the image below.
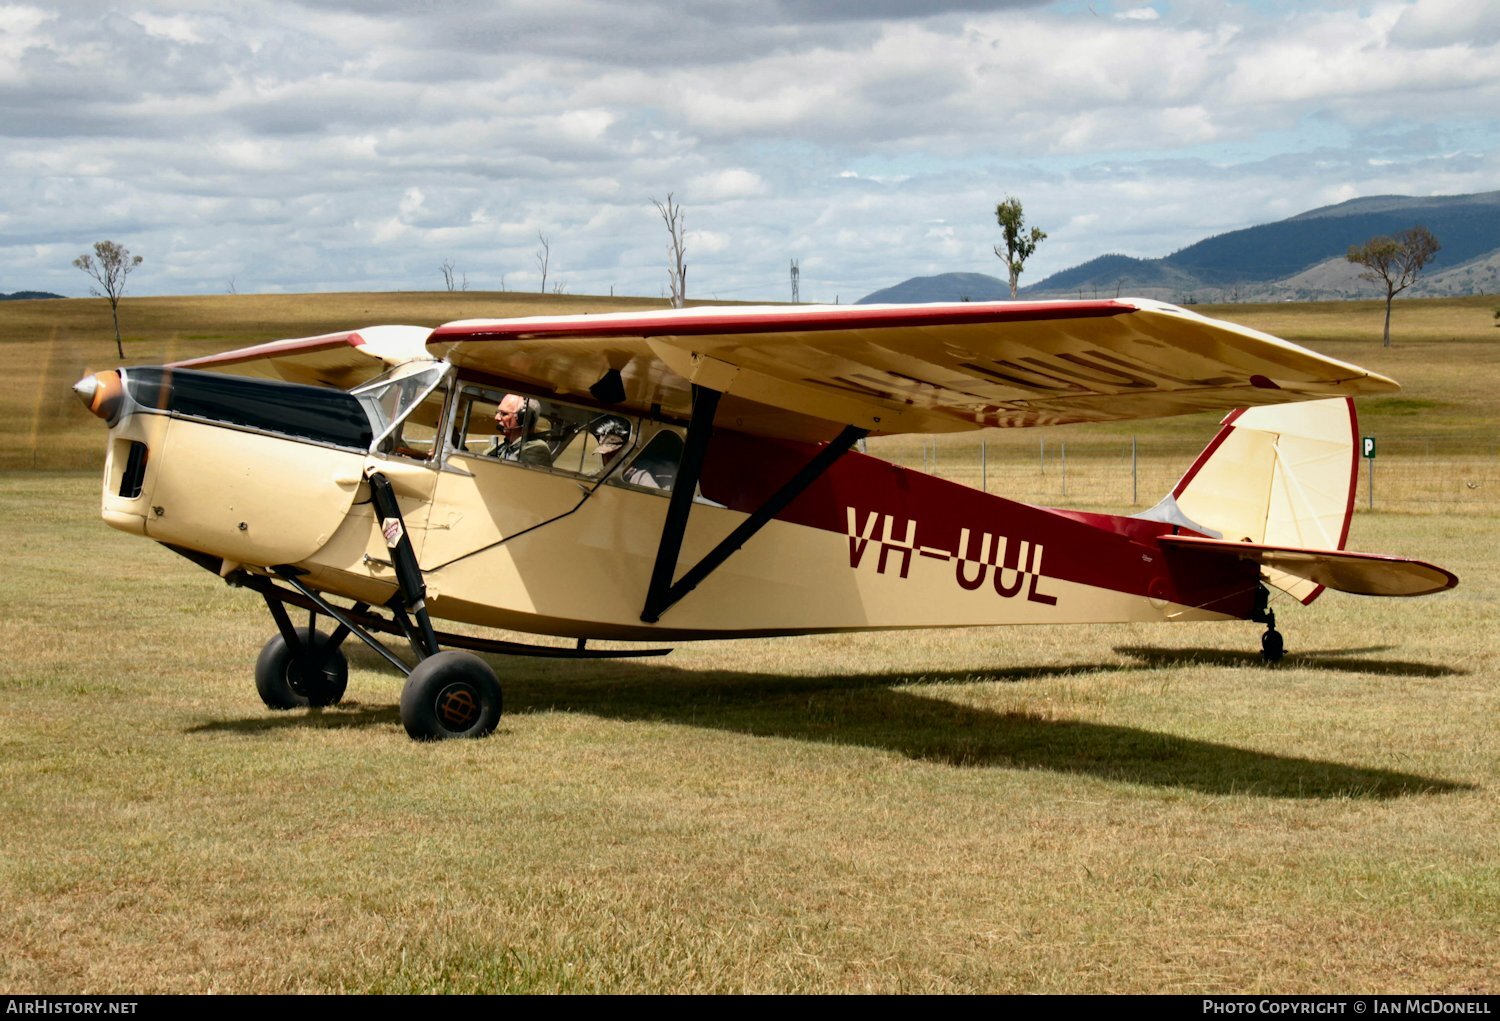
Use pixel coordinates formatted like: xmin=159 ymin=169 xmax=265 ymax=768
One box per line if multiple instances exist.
xmin=1 ymin=291 xmax=64 ymax=301
xmin=858 ymin=272 xmax=1011 ymax=304
xmin=858 ymin=191 xmax=1500 ymax=305
xmin=1025 ymin=191 xmax=1500 ymax=302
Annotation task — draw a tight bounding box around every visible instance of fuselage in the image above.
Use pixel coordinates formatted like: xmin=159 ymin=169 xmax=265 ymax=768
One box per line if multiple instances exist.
xmin=85 ymin=362 xmax=1257 ymax=642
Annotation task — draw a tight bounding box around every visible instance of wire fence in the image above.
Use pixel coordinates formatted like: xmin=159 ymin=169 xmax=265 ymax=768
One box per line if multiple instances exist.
xmin=12 ymin=414 xmax=1497 ymax=517
xmin=868 ymin=435 xmax=1500 ymax=516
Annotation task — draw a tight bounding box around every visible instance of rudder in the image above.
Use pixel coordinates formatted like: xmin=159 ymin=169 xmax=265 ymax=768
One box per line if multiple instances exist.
xmin=1151 ymin=398 xmax=1359 ymax=605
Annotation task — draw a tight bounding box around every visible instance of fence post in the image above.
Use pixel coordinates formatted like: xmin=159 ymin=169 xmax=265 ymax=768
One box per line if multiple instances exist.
xmin=1131 ymin=435 xmax=1137 ymax=506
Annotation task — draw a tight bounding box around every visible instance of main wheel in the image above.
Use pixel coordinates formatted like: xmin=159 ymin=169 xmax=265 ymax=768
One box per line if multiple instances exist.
xmin=1261 ymin=628 xmax=1285 ymax=663
xmin=399 ymin=651 xmax=502 ymax=740
xmin=255 ymin=627 xmax=349 ymax=709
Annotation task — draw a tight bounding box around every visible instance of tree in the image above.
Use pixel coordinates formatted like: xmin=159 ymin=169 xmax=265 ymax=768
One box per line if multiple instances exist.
xmin=1346 ymin=225 xmax=1440 ymax=347
xmin=535 ymin=232 xmax=551 ymax=295
xmin=993 ymin=197 xmax=1046 ymax=299
xmin=73 ymin=240 xmax=143 ymax=358
xmin=652 ymin=194 xmax=687 ymax=308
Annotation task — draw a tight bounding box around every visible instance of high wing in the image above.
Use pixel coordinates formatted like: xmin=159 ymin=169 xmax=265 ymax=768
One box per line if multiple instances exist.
xmin=1159 ymin=536 xmax=1458 ymax=597
xmin=429 ymin=299 xmax=1399 ymax=441
xmin=170 ymin=325 xmax=434 ymax=390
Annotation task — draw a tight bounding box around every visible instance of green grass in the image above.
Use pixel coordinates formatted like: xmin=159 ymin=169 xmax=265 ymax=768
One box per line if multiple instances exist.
xmin=0 ymin=473 xmax=1494 ymax=993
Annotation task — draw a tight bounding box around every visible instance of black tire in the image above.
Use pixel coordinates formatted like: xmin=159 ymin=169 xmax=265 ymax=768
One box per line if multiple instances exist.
xmin=1261 ymin=628 xmax=1285 ymax=663
xmin=255 ymin=627 xmax=349 ymax=710
xmin=400 ymin=651 xmax=502 ymax=740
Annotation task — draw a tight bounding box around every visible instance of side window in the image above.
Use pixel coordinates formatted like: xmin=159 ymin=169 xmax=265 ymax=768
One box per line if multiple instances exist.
xmin=379 ymin=380 xmax=447 ymax=460
xmin=619 ymin=428 xmax=684 ymax=491
xmin=452 ymin=386 xmax=637 ymax=481
xmin=452 ymin=391 xmax=503 ymax=456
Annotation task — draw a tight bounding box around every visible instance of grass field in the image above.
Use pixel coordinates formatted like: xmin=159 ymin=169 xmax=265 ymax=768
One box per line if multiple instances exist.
xmin=1 ymin=293 xmax=1496 ymax=993
xmin=8 ymin=289 xmax=1500 ymax=470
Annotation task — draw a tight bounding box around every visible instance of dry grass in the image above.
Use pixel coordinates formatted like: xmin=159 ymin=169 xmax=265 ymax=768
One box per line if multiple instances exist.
xmin=4 ymin=291 xmax=1499 ymax=471
xmin=1 ymin=292 xmax=1496 ymax=993
xmin=0 ymin=473 xmax=1494 ymax=993
xmin=0 ymin=291 xmax=677 ymax=469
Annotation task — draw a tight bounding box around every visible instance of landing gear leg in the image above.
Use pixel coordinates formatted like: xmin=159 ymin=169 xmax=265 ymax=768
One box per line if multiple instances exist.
xmin=255 ymin=599 xmax=350 ymax=709
xmin=1252 ymin=584 xmax=1285 ymax=663
xmin=368 ymin=471 xmax=503 ymax=740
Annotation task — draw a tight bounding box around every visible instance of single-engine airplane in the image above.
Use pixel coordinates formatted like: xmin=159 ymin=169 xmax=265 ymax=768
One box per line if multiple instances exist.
xmin=73 ymin=299 xmax=1458 ymax=740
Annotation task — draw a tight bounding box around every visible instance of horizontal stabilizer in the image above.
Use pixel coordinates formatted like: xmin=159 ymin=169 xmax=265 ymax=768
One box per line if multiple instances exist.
xmin=1159 ymin=536 xmax=1458 ymax=597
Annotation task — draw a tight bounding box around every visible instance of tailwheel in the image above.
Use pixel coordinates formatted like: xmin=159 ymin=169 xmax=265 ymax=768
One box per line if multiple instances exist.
xmin=255 ymin=627 xmax=349 ymax=709
xmin=1251 ymin=584 xmax=1285 ymax=664
xmin=1260 ymin=625 xmax=1285 ymax=663
xmin=399 ymin=651 xmax=502 ymax=740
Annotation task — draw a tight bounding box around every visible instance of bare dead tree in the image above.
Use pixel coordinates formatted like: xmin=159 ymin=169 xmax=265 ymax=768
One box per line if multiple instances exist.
xmin=535 ymin=232 xmax=551 ymax=295
xmin=73 ymin=240 xmax=143 ymax=359
xmin=440 ymin=259 xmax=457 ymax=292
xmin=652 ymin=194 xmax=687 ymax=308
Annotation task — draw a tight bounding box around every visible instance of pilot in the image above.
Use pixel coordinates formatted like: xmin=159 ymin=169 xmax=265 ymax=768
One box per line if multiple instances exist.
xmin=491 ymin=394 xmax=551 ymax=467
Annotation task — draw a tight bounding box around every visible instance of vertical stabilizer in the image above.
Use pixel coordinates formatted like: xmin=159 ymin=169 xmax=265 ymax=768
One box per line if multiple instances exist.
xmin=1167 ymin=398 xmax=1359 ymax=604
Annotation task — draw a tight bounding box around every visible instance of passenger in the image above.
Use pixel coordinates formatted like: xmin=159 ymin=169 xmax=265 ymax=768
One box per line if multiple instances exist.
xmin=491 ymin=395 xmax=551 ymax=466
xmin=595 ymin=417 xmax=660 ymax=489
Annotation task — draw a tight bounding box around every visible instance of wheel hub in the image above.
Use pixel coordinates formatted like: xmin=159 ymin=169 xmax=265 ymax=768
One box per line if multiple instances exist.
xmin=435 ymin=682 xmax=481 ymax=730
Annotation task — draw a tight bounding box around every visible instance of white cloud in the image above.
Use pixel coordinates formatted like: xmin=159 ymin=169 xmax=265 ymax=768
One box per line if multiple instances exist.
xmin=688 ymin=168 xmax=768 ymax=201
xmin=129 ymin=11 xmax=205 ymax=44
xmin=1 ymin=0 xmax=1496 ymax=301
xmin=1391 ymin=0 xmax=1500 ymax=47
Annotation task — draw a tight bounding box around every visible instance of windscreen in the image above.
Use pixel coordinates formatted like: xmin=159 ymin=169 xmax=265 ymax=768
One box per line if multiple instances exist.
xmin=352 ymin=362 xmax=448 ymax=448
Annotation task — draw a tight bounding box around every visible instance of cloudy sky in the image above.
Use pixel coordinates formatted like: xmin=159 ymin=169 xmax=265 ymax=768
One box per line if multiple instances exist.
xmin=4 ymin=0 xmax=1498 ymax=303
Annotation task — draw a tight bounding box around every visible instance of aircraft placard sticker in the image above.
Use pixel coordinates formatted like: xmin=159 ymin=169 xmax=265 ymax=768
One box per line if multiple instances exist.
xmin=381 ymin=517 xmax=405 ymax=548
xmin=1362 ymin=436 xmax=1377 ymax=458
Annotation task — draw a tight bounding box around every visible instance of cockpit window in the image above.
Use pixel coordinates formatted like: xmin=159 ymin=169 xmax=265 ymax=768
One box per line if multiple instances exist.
xmin=452 ymin=386 xmax=639 ymax=481
xmin=449 ymin=384 xmax=687 ymax=493
xmin=619 ymin=429 xmax=683 ymax=490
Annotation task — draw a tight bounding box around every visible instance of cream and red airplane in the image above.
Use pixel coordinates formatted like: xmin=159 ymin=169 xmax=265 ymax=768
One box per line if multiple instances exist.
xmin=73 ymin=299 xmax=1457 ymax=740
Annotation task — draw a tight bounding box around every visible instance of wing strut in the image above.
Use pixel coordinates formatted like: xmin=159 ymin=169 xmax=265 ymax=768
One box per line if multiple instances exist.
xmin=641 ymin=384 xmax=867 ymax=623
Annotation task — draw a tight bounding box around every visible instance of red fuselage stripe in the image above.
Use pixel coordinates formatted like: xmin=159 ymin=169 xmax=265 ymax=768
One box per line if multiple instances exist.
xmin=701 ymin=429 xmax=1258 ymax=618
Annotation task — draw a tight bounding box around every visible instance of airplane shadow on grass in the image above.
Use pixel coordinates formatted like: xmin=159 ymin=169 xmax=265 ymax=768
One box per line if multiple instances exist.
xmin=1115 ymin=645 xmax=1467 ymax=678
xmin=191 ymin=642 xmax=1471 ymax=800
